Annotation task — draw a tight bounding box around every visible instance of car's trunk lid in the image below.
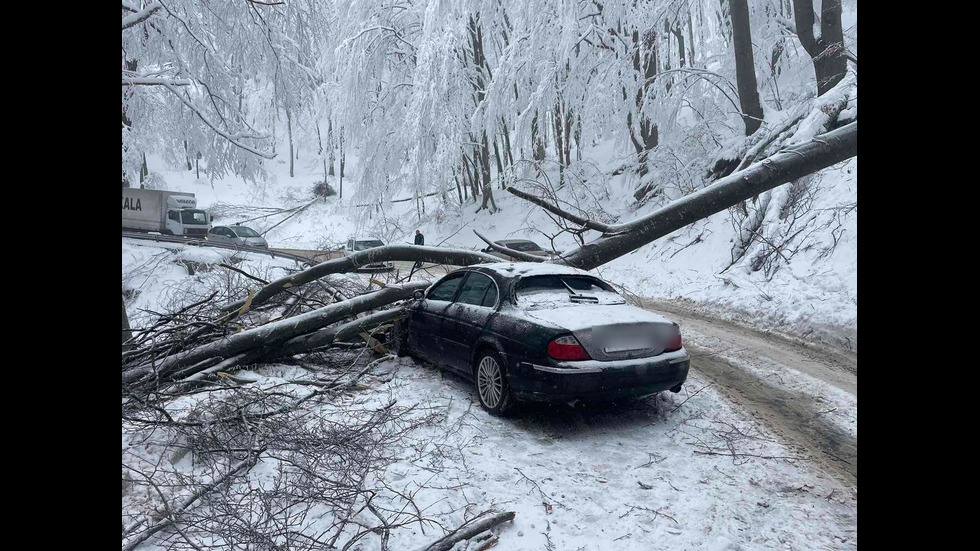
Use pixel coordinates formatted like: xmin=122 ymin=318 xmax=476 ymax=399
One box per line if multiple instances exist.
xmin=523 ymin=304 xmax=677 ymax=360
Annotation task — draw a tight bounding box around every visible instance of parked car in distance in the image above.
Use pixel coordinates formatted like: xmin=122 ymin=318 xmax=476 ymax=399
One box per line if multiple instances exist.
xmin=344 ymin=238 xmax=394 ymax=271
xmin=481 ymin=239 xmax=560 ymax=260
xmin=393 ymin=262 xmax=689 ymax=415
xmin=207 ymin=225 xmax=269 ymax=248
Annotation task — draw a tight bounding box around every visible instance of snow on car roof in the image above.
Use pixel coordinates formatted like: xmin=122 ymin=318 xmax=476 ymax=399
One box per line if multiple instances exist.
xmin=472 ymin=261 xmax=595 ymax=278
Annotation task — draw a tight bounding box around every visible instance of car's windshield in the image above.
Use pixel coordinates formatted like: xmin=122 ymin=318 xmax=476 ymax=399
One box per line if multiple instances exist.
xmin=232 ymin=226 xmax=260 ymax=238
xmin=514 ymin=275 xmax=625 ymax=308
xmin=500 ymin=241 xmax=544 ymax=252
xmin=354 ymin=240 xmax=385 ymax=250
xmin=180 ymin=210 xmax=209 ymax=225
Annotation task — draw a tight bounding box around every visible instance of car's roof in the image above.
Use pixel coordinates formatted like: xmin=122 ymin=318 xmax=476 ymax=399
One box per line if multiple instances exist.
xmin=496 ymin=239 xmax=538 ymax=244
xmin=469 ymin=261 xmax=595 ymax=279
xmin=228 ymin=225 xmax=254 ymax=229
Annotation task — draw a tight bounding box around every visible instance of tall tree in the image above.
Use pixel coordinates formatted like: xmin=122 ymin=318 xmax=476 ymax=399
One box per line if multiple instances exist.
xmin=792 ymin=0 xmax=848 ymax=96
xmin=730 ymin=0 xmax=764 ymax=135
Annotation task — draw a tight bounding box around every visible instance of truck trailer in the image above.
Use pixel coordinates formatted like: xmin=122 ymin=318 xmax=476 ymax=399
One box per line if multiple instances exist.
xmin=122 ymin=188 xmax=211 ymax=236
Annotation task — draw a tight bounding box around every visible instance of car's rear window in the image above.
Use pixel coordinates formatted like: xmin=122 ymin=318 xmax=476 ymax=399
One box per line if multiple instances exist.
xmin=456 ymin=273 xmax=497 ymax=307
xmin=232 ymin=226 xmax=259 ymax=237
xmin=514 ymin=275 xmax=624 ymax=308
xmin=517 ymin=275 xmax=613 ymax=294
xmin=501 ymin=241 xmax=543 ymax=252
xmin=354 ymin=240 xmax=385 ymax=250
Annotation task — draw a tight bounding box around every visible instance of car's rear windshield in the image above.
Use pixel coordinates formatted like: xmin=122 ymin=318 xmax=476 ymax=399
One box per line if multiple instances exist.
xmin=354 ymin=240 xmax=385 ymax=250
xmin=232 ymin=226 xmax=259 ymax=237
xmin=180 ymin=210 xmax=209 ymax=225
xmin=514 ymin=275 xmax=624 ymax=308
xmin=517 ymin=275 xmax=614 ymax=295
xmin=500 ymin=241 xmax=543 ymax=252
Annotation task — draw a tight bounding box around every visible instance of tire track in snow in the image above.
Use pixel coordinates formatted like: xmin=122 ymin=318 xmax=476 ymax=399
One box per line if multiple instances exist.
xmin=642 ymin=299 xmax=858 ymax=488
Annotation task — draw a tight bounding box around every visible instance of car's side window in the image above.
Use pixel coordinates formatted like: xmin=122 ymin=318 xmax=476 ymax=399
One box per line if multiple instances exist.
xmin=481 ymin=283 xmax=498 ymax=307
xmin=427 ymin=273 xmax=466 ymax=302
xmin=456 ymin=273 xmax=495 ymax=307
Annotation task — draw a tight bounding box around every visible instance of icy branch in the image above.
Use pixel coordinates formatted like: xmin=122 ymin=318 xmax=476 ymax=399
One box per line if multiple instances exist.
xmin=121 ymin=3 xmax=160 ymax=31
xmin=121 ymin=77 xmax=192 ymax=87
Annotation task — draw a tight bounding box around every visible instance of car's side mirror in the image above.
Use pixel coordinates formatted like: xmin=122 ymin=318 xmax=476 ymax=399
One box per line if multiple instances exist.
xmin=413 ymin=290 xmax=425 ymax=300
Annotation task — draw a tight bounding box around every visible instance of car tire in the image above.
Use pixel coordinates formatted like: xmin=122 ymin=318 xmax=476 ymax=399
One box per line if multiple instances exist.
xmin=390 ymin=319 xmax=410 ymax=358
xmin=474 ymin=350 xmax=514 ymax=416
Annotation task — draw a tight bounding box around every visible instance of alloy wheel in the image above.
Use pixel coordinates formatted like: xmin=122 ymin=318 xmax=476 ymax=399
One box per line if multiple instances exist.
xmin=477 ymin=355 xmax=503 ymax=409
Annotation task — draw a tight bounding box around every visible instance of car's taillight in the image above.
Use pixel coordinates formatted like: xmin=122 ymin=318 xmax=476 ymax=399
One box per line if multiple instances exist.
xmin=547 ymin=335 xmax=591 ymax=361
xmin=665 ymin=332 xmax=682 ymax=352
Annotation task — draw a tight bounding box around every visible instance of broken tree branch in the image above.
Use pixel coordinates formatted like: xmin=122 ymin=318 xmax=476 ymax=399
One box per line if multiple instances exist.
xmin=418 ymin=511 xmax=516 ymax=551
xmin=505 ymin=186 xmax=615 ymax=233
xmin=472 ymin=230 xmax=546 ymax=262
xmin=222 ymin=244 xmax=499 ymax=313
xmin=123 ymin=282 xmax=429 ymax=386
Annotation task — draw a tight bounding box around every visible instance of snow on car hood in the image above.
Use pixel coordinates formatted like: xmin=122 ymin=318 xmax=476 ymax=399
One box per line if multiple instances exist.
xmin=522 ymin=303 xmax=674 ymax=332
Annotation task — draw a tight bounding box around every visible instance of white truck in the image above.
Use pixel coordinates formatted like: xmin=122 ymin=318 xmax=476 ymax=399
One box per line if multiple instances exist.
xmin=122 ymin=188 xmax=212 ymax=237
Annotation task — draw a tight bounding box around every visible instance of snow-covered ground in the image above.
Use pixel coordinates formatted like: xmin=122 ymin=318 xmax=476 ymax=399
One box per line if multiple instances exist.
xmin=122 ymin=348 xmax=857 ymax=551
xmin=378 ymin=357 xmax=857 ymax=550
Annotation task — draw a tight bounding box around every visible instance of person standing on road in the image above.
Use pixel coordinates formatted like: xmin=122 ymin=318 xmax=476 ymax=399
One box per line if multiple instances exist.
xmin=413 ymin=230 xmax=425 ymax=269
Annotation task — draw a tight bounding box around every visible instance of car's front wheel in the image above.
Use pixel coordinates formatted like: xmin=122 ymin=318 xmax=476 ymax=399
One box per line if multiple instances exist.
xmin=475 ymin=351 xmax=513 ymax=416
xmin=390 ymin=319 xmax=410 ymax=358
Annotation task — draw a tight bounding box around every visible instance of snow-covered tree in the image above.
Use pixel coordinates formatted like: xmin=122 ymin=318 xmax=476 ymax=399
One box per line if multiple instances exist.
xmin=121 ymin=0 xmax=331 ymax=184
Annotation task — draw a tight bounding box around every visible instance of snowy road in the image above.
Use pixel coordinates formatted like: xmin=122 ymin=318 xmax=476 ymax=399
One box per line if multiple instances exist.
xmin=642 ymin=299 xmax=858 ymax=487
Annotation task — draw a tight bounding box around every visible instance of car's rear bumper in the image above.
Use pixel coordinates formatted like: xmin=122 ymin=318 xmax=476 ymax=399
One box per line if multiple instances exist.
xmin=509 ymin=348 xmax=690 ymax=402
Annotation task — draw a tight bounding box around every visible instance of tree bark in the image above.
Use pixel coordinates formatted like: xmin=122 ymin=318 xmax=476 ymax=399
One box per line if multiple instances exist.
xmin=793 ymin=0 xmax=848 ymax=96
xmin=420 ymin=512 xmax=516 ymax=551
xmin=122 ymin=295 xmax=133 ymax=351
xmin=328 ymin=117 xmax=336 ymax=176
xmin=629 ymin=27 xmax=659 ymax=199
xmin=339 ymin=129 xmax=345 ymax=198
xmin=730 ymin=0 xmax=764 ymax=135
xmin=531 ymin=111 xmax=546 ymax=161
xmin=286 ymin=107 xmax=295 ymax=177
xmin=266 ymin=306 xmax=406 ymax=361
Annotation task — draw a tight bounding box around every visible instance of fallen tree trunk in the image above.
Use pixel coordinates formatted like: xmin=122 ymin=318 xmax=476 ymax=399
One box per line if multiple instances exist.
xmin=266 ymin=306 xmax=406 ymax=361
xmin=223 ymin=245 xmax=499 ymax=313
xmin=554 ymin=121 xmax=857 ymax=270
xmin=418 ymin=511 xmax=516 ymax=551
xmin=123 ymin=282 xmax=429 ymax=385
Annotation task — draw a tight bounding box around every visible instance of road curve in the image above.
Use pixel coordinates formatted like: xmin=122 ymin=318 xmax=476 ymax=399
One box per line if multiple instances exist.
xmin=643 ymin=298 xmax=858 ymax=488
